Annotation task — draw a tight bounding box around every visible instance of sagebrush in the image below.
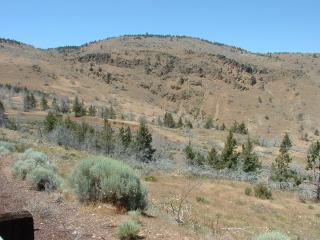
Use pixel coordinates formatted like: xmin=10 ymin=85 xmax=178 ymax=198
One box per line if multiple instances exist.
xmin=71 ymin=157 xmax=147 ymax=210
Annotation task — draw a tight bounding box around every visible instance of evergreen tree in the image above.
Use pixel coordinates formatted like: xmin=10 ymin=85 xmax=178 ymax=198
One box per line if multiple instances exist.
xmin=207 ymin=147 xmax=222 ymax=169
xmin=306 ymin=140 xmax=320 ymax=200
xmin=44 ymin=112 xmax=59 ymax=132
xmin=60 ymin=99 xmax=70 ymax=113
xmin=23 ymin=93 xmax=36 ymax=112
xmin=41 ymin=94 xmax=48 ymax=111
xmin=135 ymin=120 xmax=155 ymax=162
xmin=221 ymin=131 xmax=239 ymax=169
xmin=204 ymin=117 xmax=214 ymax=129
xmin=100 ymin=106 xmax=116 ymax=119
xmin=73 ymin=96 xmax=86 ymax=117
xmin=88 ymin=105 xmax=97 ymax=116
xmin=280 ymin=132 xmax=292 ymax=153
xmin=163 ymin=112 xmax=175 ymax=128
xmin=271 ymin=133 xmax=293 ymax=185
xmin=123 ymin=126 xmax=132 ymax=148
xmin=241 ymin=138 xmax=261 ymax=172
xmin=51 ymin=97 xmax=59 ymax=112
xmin=109 ymin=105 xmax=116 ymax=119
xmin=184 ymin=143 xmax=195 ymax=162
xmin=0 ymin=100 xmax=5 ymax=126
xmin=99 ymin=120 xmax=114 ymax=154
xmin=176 ymin=116 xmax=183 ymax=128
xmin=230 ymin=121 xmax=248 ymax=134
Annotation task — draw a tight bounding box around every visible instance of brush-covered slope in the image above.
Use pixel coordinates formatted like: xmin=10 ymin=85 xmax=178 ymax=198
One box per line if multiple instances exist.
xmin=0 ymin=35 xmax=319 ymax=141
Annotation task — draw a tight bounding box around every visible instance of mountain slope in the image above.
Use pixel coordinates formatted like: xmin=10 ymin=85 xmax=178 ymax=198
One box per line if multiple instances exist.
xmin=0 ymin=35 xmax=319 ymax=142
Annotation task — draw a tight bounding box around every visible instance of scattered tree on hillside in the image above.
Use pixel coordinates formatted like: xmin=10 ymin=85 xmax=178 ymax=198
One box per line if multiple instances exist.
xmin=0 ymin=100 xmax=5 ymax=126
xmin=41 ymin=94 xmax=49 ymax=111
xmin=163 ymin=112 xmax=175 ymax=128
xmin=44 ymin=112 xmax=59 ymax=133
xmin=119 ymin=126 xmax=132 ymax=149
xmin=135 ymin=119 xmax=155 ymax=162
xmin=230 ymin=121 xmax=248 ymax=135
xmin=241 ymin=137 xmax=261 ymax=172
xmin=221 ymin=131 xmax=239 ymax=169
xmin=271 ymin=133 xmax=294 ymax=186
xmin=51 ymin=97 xmax=59 ymax=112
xmin=88 ymin=105 xmax=97 ymax=116
xmin=306 ymin=140 xmax=320 ymax=200
xmin=59 ymin=99 xmax=70 ymax=113
xmin=23 ymin=93 xmax=37 ymax=112
xmin=184 ymin=143 xmax=195 ymax=162
xmin=100 ymin=106 xmax=116 ymax=119
xmin=99 ymin=120 xmax=114 ymax=155
xmin=72 ymin=96 xmax=86 ymax=117
xmin=176 ymin=116 xmax=183 ymax=128
xmin=206 ymin=147 xmax=221 ymax=168
xmin=204 ymin=117 xmax=214 ymax=129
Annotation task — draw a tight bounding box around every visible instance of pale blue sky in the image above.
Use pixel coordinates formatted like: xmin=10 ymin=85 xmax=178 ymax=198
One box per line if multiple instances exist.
xmin=1 ymin=0 xmax=319 ymax=52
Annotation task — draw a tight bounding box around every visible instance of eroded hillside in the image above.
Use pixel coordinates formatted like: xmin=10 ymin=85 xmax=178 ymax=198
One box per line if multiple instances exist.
xmin=0 ymin=35 xmax=319 ymax=143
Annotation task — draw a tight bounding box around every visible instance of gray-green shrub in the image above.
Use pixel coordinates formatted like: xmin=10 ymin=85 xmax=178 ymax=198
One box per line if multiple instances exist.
xmin=71 ymin=157 xmax=147 ymax=210
xmin=12 ymin=149 xmax=54 ymax=179
xmin=0 ymin=140 xmax=15 ymax=156
xmin=117 ymin=219 xmax=140 ymax=240
xmin=255 ymin=231 xmax=290 ymax=240
xmin=26 ymin=166 xmax=62 ymax=191
xmin=11 ymin=148 xmax=61 ymax=191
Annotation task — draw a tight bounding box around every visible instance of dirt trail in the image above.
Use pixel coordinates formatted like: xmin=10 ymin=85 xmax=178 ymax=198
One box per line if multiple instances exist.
xmin=0 ymin=156 xmax=76 ymax=240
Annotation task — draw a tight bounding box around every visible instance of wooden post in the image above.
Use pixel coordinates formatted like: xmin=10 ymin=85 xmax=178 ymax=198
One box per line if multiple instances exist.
xmin=0 ymin=211 xmax=34 ymax=240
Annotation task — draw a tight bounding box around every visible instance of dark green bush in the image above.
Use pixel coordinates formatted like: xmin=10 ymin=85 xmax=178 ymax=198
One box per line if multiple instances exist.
xmin=244 ymin=187 xmax=252 ymax=196
xmin=254 ymin=184 xmax=272 ymax=199
xmin=71 ymin=157 xmax=147 ymax=210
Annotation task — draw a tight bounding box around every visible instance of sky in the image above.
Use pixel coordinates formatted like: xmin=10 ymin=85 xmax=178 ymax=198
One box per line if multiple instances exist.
xmin=0 ymin=0 xmax=319 ymax=53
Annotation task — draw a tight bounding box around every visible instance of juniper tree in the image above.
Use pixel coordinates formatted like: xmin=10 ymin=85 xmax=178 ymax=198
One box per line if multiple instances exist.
xmin=88 ymin=105 xmax=97 ymax=116
xmin=60 ymin=99 xmax=70 ymax=113
xmin=306 ymin=140 xmax=320 ymax=200
xmin=221 ymin=131 xmax=239 ymax=169
xmin=163 ymin=112 xmax=175 ymax=128
xmin=23 ymin=93 xmax=37 ymax=112
xmin=207 ymin=147 xmax=222 ymax=169
xmin=73 ymin=96 xmax=86 ymax=117
xmin=100 ymin=106 xmax=116 ymax=120
xmin=184 ymin=143 xmax=195 ymax=162
xmin=44 ymin=112 xmax=59 ymax=132
xmin=135 ymin=119 xmax=155 ymax=162
xmin=204 ymin=117 xmax=214 ymax=129
xmin=176 ymin=116 xmax=183 ymax=128
xmin=41 ymin=94 xmax=49 ymax=111
xmin=0 ymin=100 xmax=5 ymax=126
xmin=241 ymin=137 xmax=261 ymax=172
xmin=271 ymin=133 xmax=293 ymax=185
xmin=99 ymin=120 xmax=114 ymax=155
xmin=123 ymin=127 xmax=132 ymax=148
xmin=51 ymin=97 xmax=59 ymax=112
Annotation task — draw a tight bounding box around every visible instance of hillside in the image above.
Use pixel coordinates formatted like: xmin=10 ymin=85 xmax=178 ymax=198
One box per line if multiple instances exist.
xmin=1 ymin=35 xmax=320 ymax=240
xmin=1 ymin=35 xmax=319 ymax=144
